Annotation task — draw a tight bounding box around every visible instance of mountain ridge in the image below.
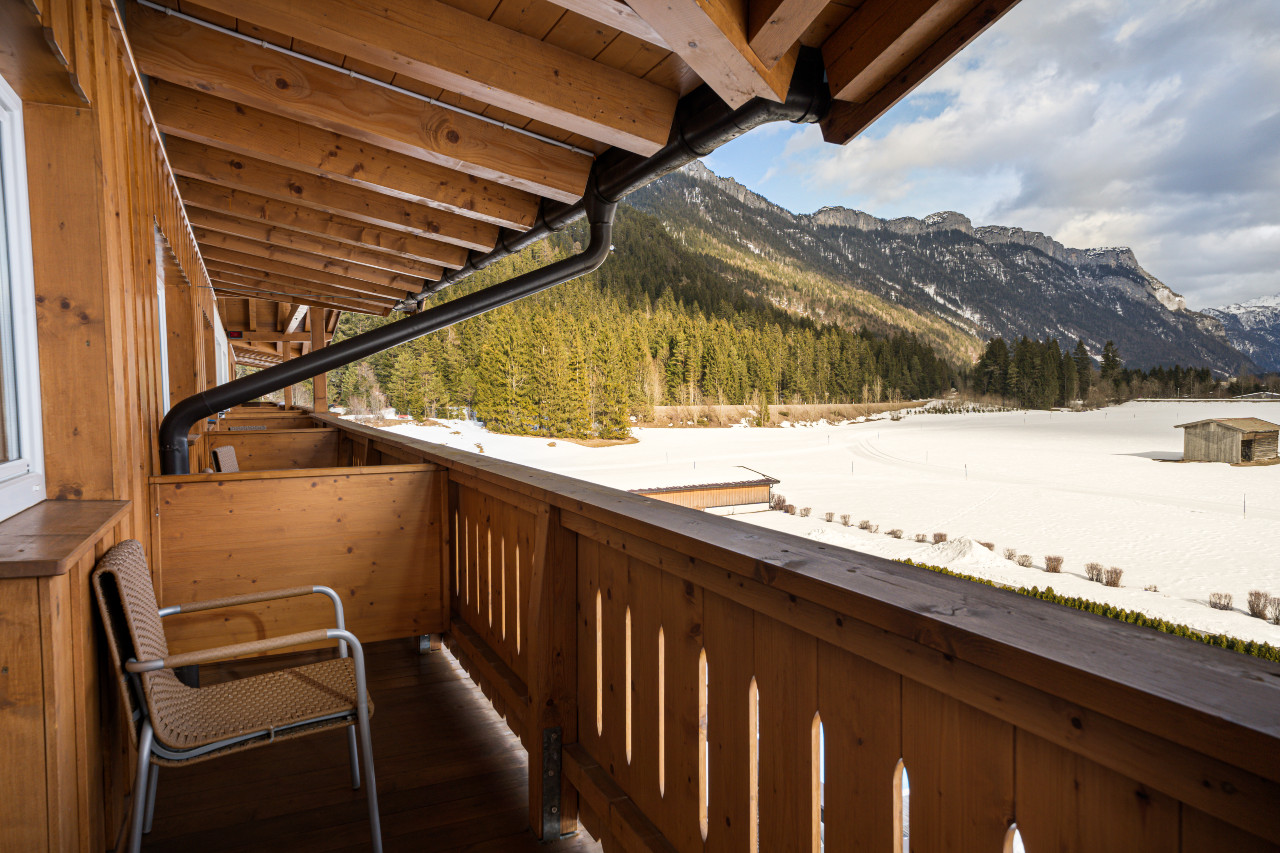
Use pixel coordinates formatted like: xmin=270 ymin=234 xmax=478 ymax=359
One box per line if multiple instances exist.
xmin=627 ymin=161 xmax=1252 ymax=374
xmin=1203 ymin=295 xmax=1280 ymax=372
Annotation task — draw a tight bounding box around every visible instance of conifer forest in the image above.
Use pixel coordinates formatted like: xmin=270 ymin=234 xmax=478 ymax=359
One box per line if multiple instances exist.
xmin=327 ymin=208 xmax=956 ymax=438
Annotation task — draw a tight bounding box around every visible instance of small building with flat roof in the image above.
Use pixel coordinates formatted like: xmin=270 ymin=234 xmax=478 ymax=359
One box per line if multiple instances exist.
xmin=588 ymin=465 xmax=779 ymax=514
xmin=1175 ymin=418 xmax=1280 ymax=463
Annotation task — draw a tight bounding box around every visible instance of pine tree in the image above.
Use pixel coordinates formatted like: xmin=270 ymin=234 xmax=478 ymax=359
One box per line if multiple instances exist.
xmin=1100 ymin=340 xmax=1122 ymax=386
xmin=1060 ymin=348 xmax=1078 ymax=404
xmin=1073 ymin=340 xmax=1092 ymax=395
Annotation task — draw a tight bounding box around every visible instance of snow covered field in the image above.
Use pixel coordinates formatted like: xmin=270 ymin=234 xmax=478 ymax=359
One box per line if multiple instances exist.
xmin=382 ymin=400 xmax=1280 ymax=645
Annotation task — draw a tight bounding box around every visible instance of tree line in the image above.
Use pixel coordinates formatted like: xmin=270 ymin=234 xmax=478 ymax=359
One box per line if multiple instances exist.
xmin=969 ymin=336 xmax=1221 ymax=408
xmin=328 ymin=209 xmax=957 ymax=438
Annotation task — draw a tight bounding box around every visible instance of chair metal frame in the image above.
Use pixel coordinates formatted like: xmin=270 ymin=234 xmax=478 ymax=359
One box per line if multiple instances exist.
xmin=96 ymin=563 xmax=382 ymax=853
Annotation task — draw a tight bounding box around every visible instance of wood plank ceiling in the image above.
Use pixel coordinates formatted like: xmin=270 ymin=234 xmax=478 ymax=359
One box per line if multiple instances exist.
xmin=124 ymin=0 xmax=1020 ymax=354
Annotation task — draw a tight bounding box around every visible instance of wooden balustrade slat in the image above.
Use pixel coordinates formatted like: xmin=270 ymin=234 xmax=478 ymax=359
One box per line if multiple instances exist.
xmin=526 ymin=505 xmax=581 ymax=838
xmin=1015 ymin=730 xmax=1178 ymax=852
xmin=478 ymin=489 xmax=493 ymax=639
xmin=578 ymin=527 xmax=604 ymax=763
xmin=1181 ymin=806 xmax=1277 ymax=853
xmin=816 ymin=640 xmax=901 ymax=853
xmin=600 ymin=540 xmax=632 ymax=791
xmin=902 ymin=680 xmax=1015 ymax=851
xmin=658 ymin=572 xmax=704 ymax=850
xmin=754 ymin=614 xmax=819 ymax=852
xmin=703 ymin=591 xmax=755 ymax=853
xmin=626 ymin=557 xmax=665 ymax=825
xmin=445 ymin=617 xmax=529 ymax=740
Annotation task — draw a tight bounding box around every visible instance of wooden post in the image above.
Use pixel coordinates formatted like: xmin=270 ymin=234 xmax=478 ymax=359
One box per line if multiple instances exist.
xmin=310 ymin=308 xmax=327 ymax=413
xmin=526 ymin=504 xmax=579 ymax=840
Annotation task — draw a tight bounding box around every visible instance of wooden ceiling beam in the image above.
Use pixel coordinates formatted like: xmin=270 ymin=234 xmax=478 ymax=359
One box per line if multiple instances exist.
xmin=230 ymin=331 xmax=315 ymax=343
xmin=149 ymin=82 xmax=538 ymax=231
xmin=128 ymin=1 xmax=593 ymax=202
xmin=186 ymin=208 xmax=447 ymax=280
xmin=540 ymin=0 xmax=671 ymax=50
xmin=820 ymin=0 xmax=1019 ymax=144
xmin=177 ymin=178 xmax=469 ymax=269
xmin=208 ymin=270 xmax=393 ymax=314
xmin=748 ymin=0 xmax=831 ymax=68
xmin=193 ymin=227 xmax=440 ymax=289
xmin=285 ymin=305 xmax=310 ymax=334
xmin=192 ymin=0 xmax=677 ymax=156
xmin=200 ymin=246 xmax=416 ymax=299
xmin=625 ymin=0 xmax=796 ymax=107
xmin=167 ymin=137 xmax=497 ymax=253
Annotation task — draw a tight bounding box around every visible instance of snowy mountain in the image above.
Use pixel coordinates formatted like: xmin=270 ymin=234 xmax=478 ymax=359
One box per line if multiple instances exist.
xmin=627 ymin=162 xmax=1254 ymax=374
xmin=1202 ymin=295 xmax=1280 ymax=373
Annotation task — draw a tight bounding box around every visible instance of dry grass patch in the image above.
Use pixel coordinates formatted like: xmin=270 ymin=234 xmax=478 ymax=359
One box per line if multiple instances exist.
xmin=1209 ymin=592 xmax=1233 ymax=610
xmin=1044 ymin=556 xmax=1064 ymax=573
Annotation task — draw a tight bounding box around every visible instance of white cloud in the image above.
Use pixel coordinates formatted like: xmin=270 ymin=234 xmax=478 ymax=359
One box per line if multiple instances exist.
xmin=769 ymin=0 xmax=1280 ymax=309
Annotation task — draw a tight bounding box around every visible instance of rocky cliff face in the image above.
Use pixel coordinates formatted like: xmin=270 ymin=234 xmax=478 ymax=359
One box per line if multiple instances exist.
xmin=625 ymin=162 xmax=1253 ymax=373
xmin=1203 ymin=296 xmax=1280 ymax=373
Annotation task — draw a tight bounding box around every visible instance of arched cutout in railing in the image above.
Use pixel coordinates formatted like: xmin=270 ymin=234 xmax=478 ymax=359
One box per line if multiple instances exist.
xmin=812 ymin=713 xmax=824 ymax=852
xmin=749 ymin=676 xmax=760 ymax=853
xmin=658 ymin=625 xmax=666 ymax=798
xmin=894 ymin=759 xmax=910 ymax=853
xmin=486 ymin=528 xmax=493 ymax=627
xmin=699 ymin=648 xmax=709 ymax=841
xmin=595 ymin=589 xmax=603 ymax=736
xmin=1003 ymin=823 xmax=1026 ymax=853
xmin=625 ymin=606 xmax=632 ymax=764
xmin=499 ymin=536 xmax=506 ymax=639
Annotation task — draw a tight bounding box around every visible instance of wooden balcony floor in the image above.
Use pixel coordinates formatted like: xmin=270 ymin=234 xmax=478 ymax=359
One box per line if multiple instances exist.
xmin=140 ymin=638 xmax=602 ymax=853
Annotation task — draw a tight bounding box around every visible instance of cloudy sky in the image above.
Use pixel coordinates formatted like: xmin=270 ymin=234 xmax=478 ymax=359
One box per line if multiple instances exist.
xmin=703 ymin=0 xmax=1280 ymax=310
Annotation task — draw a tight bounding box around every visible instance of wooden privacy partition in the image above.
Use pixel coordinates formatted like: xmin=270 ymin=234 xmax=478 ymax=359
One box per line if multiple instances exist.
xmin=207 ymin=427 xmax=342 ymax=470
xmin=317 ymin=415 xmax=1280 ymax=853
xmin=149 ymin=464 xmax=447 ymax=654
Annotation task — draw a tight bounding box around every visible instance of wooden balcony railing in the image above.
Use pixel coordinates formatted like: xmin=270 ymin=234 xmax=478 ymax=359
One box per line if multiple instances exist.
xmin=164 ymin=410 xmax=1280 ymax=852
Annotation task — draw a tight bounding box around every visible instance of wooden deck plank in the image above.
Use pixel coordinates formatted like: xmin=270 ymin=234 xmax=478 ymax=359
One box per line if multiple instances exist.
xmin=139 ymin=638 xmax=602 ymax=852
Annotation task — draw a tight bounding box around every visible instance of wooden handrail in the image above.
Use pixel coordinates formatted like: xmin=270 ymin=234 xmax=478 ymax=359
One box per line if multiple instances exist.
xmin=316 ymin=413 xmax=1280 ymax=850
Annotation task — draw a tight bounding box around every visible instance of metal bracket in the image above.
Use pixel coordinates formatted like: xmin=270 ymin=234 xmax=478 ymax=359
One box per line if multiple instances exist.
xmin=540 ymin=727 xmax=563 ymax=842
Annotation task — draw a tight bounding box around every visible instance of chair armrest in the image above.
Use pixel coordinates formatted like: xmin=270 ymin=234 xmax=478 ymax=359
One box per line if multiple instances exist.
xmin=126 ymin=629 xmax=333 ymax=672
xmin=160 ymin=586 xmax=322 ymax=615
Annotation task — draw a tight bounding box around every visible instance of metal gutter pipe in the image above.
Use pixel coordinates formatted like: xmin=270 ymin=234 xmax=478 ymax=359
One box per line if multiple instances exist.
xmin=158 ymin=49 xmax=830 ymax=475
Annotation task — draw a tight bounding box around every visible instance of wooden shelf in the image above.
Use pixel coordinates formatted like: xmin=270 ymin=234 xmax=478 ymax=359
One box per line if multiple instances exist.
xmin=0 ymin=499 xmax=131 ymax=578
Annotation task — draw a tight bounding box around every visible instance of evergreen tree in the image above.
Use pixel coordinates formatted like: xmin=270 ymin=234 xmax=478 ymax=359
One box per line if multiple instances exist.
xmin=1073 ymin=340 xmax=1093 ymax=395
xmin=1100 ymin=340 xmax=1122 ymax=386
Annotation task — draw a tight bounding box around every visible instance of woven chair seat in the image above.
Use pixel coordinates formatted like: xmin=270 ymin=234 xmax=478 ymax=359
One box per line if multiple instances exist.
xmin=146 ymin=657 xmax=373 ymax=756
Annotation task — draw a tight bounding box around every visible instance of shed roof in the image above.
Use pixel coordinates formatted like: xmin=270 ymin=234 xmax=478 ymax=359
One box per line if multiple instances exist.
xmin=1174 ymin=418 xmax=1280 ymax=432
xmin=587 ymin=464 xmax=779 ymax=495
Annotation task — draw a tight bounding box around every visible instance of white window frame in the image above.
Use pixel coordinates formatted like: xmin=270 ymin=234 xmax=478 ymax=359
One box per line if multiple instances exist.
xmin=155 ymin=228 xmax=171 ymax=413
xmin=0 ymin=73 xmax=45 ymax=519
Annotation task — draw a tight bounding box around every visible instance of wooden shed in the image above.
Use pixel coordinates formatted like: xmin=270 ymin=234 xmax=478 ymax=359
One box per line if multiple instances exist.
xmin=1176 ymin=418 xmax=1280 ymax=463
xmin=593 ymin=465 xmax=779 ymax=513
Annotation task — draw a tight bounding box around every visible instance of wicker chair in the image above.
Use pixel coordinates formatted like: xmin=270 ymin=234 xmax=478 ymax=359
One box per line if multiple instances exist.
xmin=211 ymin=445 xmax=239 ymax=472
xmin=92 ymin=539 xmax=382 ymax=853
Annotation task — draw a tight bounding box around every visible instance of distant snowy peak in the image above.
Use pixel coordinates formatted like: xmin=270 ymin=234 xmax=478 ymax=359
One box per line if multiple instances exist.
xmin=683 ymin=165 xmax=1191 ymax=317
xmin=1203 ymin=294 xmax=1280 ymax=373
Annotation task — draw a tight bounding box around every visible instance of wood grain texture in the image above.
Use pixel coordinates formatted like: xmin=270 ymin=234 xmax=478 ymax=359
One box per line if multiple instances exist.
xmin=0 ymin=500 xmax=131 ymax=578
xmin=191 ymin=0 xmax=677 ymax=155
xmin=149 ymin=80 xmax=539 ymax=230
xmin=194 ymin=228 xmax=441 ymax=288
xmin=128 ymin=2 xmax=594 ymax=202
xmin=169 ymin=138 xmax=495 ymax=253
xmin=625 ymin=0 xmax=797 ymax=107
xmin=153 ymin=467 xmax=445 ymax=654
xmin=208 ymin=429 xmax=341 ymax=471
xmin=748 ymin=0 xmax=830 ymax=68
xmin=188 ymin=208 xmax=451 ymax=278
xmin=178 ymin=178 xmax=470 ymax=269
xmin=0 ymin=579 xmax=51 ymax=852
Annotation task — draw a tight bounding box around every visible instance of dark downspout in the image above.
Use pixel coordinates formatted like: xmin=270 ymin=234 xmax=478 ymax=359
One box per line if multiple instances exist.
xmin=158 ymin=49 xmax=830 ymax=475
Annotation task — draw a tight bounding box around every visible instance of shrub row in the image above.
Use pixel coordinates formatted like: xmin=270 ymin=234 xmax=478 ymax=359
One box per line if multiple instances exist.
xmin=900 ymin=560 xmax=1280 ymax=663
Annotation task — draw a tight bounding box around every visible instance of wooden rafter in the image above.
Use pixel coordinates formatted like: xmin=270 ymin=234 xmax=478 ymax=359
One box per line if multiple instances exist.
xmin=624 ymin=0 xmax=797 ymax=107
xmin=193 ymin=227 xmax=439 ymax=288
xmin=177 ymin=178 xmax=470 ymax=269
xmin=149 ymin=81 xmax=538 ymax=231
xmin=819 ymin=0 xmax=1019 ymax=143
xmin=284 ymin=305 xmax=310 ymax=334
xmin=200 ymin=246 xmax=416 ymax=299
xmin=206 ymin=265 xmax=399 ymax=310
xmin=191 ymin=0 xmax=678 ymax=156
xmin=167 ymin=137 xmax=498 ymax=253
xmin=128 ymin=1 xmax=594 ymax=202
xmin=187 ymin=208 xmax=446 ymax=280
xmin=748 ymin=0 xmax=831 ymax=68
xmin=209 ymin=273 xmax=391 ymax=314
xmin=540 ymin=0 xmax=671 ymax=50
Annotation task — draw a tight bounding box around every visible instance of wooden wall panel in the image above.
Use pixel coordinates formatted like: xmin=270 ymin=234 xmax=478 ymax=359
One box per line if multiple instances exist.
xmin=152 ymin=466 xmax=445 ymax=653
xmin=0 ymin=578 xmax=51 ymax=852
xmin=209 ymin=428 xmax=341 ymax=470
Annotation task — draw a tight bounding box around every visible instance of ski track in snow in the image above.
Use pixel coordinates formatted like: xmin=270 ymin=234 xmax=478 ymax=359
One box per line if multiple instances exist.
xmin=379 ymin=401 xmax=1280 ymax=646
